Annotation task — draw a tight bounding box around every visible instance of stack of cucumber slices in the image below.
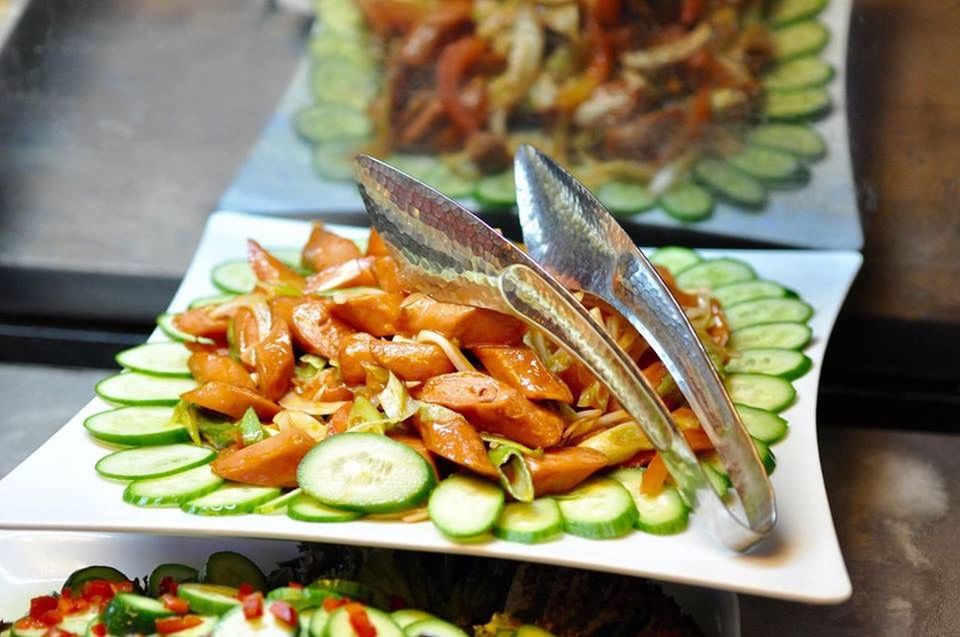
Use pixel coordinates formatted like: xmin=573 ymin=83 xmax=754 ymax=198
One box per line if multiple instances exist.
xmin=85 ymin=240 xmax=812 ymax=545
xmin=296 ymin=0 xmax=835 ymax=221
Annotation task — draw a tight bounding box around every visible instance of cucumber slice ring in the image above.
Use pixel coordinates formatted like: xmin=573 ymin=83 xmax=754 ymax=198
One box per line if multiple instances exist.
xmin=555 ymin=478 xmax=638 ymax=540
xmin=493 ymin=498 xmax=564 ymax=544
xmin=84 ymin=406 xmax=189 ymax=446
xmin=115 ymin=342 xmax=192 ymax=378
xmin=182 ymin=485 xmax=282 ymax=517
xmin=297 ymin=433 xmax=435 ymax=513
xmin=95 ymin=444 xmax=215 ymax=480
xmin=428 ymin=474 xmax=504 ymax=539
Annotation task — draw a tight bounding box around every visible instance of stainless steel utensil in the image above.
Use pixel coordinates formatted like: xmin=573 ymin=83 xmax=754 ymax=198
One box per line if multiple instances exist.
xmin=354 ymin=153 xmax=769 ymax=551
xmin=514 ymin=144 xmax=776 ymax=547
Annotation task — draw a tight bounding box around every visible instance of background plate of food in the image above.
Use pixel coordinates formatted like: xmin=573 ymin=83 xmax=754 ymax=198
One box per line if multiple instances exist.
xmin=0 ymin=211 xmax=859 ymax=602
xmin=221 ymin=0 xmax=861 ymax=250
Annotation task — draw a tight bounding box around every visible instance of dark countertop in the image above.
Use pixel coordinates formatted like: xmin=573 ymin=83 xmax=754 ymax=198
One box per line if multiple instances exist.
xmin=3 ymin=362 xmax=957 ymax=635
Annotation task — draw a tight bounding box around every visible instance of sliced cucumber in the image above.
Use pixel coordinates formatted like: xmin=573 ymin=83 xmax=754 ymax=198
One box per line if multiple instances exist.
xmin=765 ymin=87 xmax=831 ymax=121
xmin=753 ymin=438 xmax=778 ymax=475
xmin=493 ymin=498 xmax=564 ymax=544
xmin=659 ymin=180 xmax=714 ymax=222
xmin=123 ymin=464 xmax=224 ymax=507
xmin=422 ymin=163 xmax=477 ymax=200
xmin=725 ymin=297 xmax=814 ymax=330
xmin=772 ymin=20 xmax=829 ymax=61
xmin=267 ymin=587 xmax=333 ymax=611
xmin=183 ymin=485 xmax=282 ymax=516
xmin=648 ymin=246 xmax=702 ymax=275
xmin=309 ymin=31 xmax=372 ymax=65
xmin=770 ymin=0 xmax=828 ymax=27
xmin=730 ymin=321 xmax=812 ymax=351
xmin=693 ymin=158 xmax=767 ymax=209
xmin=728 ymin=147 xmax=804 ymax=184
xmin=298 ymin=433 xmax=435 ymax=513
xmin=597 ymin=181 xmax=656 ymax=215
xmin=404 ymin=617 xmax=469 ymax=637
xmin=212 ymin=604 xmax=297 ymax=636
xmin=157 ymin=313 xmax=216 ymax=345
xmin=212 ymin=260 xmax=256 ymax=294
xmin=712 ymin=280 xmax=791 ymax=307
xmin=763 ymin=57 xmax=834 ymax=91
xmin=748 ymin=123 xmax=827 ymax=161
xmin=115 ymin=342 xmax=192 ymax=378
xmin=474 ymin=172 xmax=517 ymax=209
xmin=95 ymin=444 xmax=215 ymax=480
xmin=700 ymin=455 xmax=732 ymax=498
xmin=675 ymin=258 xmax=756 ymax=291
xmin=390 ymin=610 xmax=434 ymax=629
xmin=725 ymin=373 xmax=797 ymax=412
xmin=149 ymin=563 xmax=199 ymax=597
xmin=177 ymin=582 xmax=241 ymax=616
xmin=287 ymin=494 xmax=363 ymax=523
xmin=202 ymin=551 xmax=267 ymax=591
xmin=189 ymin=293 xmax=238 ymax=309
xmin=609 ymin=468 xmax=689 ymax=535
xmin=310 ymin=579 xmax=381 ymax=606
xmin=84 ymin=405 xmax=187 ymax=446
xmin=255 ymin=489 xmax=303 ymax=515
xmin=313 ymin=140 xmax=363 ymax=182
xmin=317 ymin=0 xmax=366 ymax=33
xmin=309 ymin=607 xmax=332 ymax=637
xmin=310 ymin=58 xmax=378 ymax=110
xmin=58 ymin=610 xmax=99 ymax=635
xmin=295 ymin=104 xmax=372 ymax=144
xmin=166 ymin=615 xmax=219 ymax=637
xmin=64 ymin=565 xmax=129 ymax=590
xmin=555 ymin=478 xmax=637 ymax=540
xmin=95 ymin=372 xmax=197 ymax=407
xmin=736 ymin=404 xmax=789 ymax=444
xmin=102 ymin=593 xmax=174 ymax=635
xmin=725 ymin=348 xmax=813 ymax=380
xmin=385 ymin=154 xmax=440 ymax=181
xmin=428 ymin=474 xmax=504 ymax=539
xmin=326 ymin=606 xmax=404 ymax=637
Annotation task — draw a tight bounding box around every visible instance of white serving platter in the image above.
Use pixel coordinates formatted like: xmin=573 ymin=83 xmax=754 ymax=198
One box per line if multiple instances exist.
xmin=219 ymin=0 xmax=861 ymax=250
xmin=0 ymin=531 xmax=740 ymax=637
xmin=0 ymin=211 xmax=861 ymax=603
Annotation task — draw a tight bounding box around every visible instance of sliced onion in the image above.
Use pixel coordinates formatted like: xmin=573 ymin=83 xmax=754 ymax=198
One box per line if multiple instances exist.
xmin=416 ymin=329 xmax=476 ymax=372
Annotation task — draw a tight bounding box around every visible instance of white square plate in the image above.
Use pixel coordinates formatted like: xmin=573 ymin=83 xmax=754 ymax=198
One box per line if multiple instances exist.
xmin=0 ymin=531 xmax=740 ymax=637
xmin=0 ymin=211 xmax=861 ymax=602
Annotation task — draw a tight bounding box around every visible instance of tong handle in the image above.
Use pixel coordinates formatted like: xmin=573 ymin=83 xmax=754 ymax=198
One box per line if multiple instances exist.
xmin=614 ymin=255 xmax=776 ymax=533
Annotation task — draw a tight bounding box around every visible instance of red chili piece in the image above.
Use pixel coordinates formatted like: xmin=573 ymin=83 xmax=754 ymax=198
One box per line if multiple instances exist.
xmin=269 ymin=601 xmax=298 ymax=626
xmin=242 ymin=592 xmax=264 ymax=620
xmin=345 ymin=602 xmax=378 ymax=637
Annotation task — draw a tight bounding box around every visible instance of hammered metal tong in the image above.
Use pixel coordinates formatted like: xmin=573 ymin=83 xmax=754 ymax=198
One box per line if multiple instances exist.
xmin=353 ymin=153 xmax=772 ymax=551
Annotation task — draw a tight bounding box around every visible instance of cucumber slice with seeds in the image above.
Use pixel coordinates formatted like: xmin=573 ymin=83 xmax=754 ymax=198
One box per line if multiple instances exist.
xmin=310 ymin=59 xmax=378 ymax=110
xmin=182 ymin=485 xmax=282 ymax=516
xmin=728 ymin=147 xmax=805 ymax=184
xmin=556 ymin=478 xmax=638 ymax=540
xmin=212 ymin=260 xmax=256 ymax=294
xmin=770 ymin=0 xmax=828 ymax=26
xmin=428 ymin=474 xmax=504 ymax=539
xmin=177 ymin=583 xmax=241 ymax=616
xmin=725 ymin=297 xmax=814 ymax=330
xmin=84 ymin=405 xmax=188 ymax=446
xmin=648 ymin=246 xmax=702 ymax=275
xmin=712 ymin=280 xmax=791 ymax=307
xmin=115 ymin=342 xmax=192 ymax=378
xmin=763 ymin=57 xmax=834 ymax=91
xmin=298 ymin=433 xmax=435 ymax=513
xmin=95 ymin=444 xmax=215 ymax=480
xmin=404 ymin=617 xmax=469 ymax=637
xmin=675 ymin=258 xmax=756 ymax=291
xmin=212 ymin=604 xmax=297 ymax=636
xmin=772 ymin=21 xmax=829 ymax=61
xmin=725 ymin=348 xmax=813 ymax=380
xmin=287 ymin=494 xmax=363 ymax=523
xmin=736 ymin=404 xmax=789 ymax=443
xmin=96 ymin=372 xmax=197 ymax=407
xmin=493 ymin=498 xmax=563 ymax=544
xmin=391 ymin=611 xmax=434 ymax=629
xmin=102 ymin=593 xmax=174 ymax=635
xmin=730 ymin=322 xmax=813 ymax=351
xmin=609 ymin=468 xmax=689 ymax=535
xmin=123 ymin=464 xmax=224 ymax=507
xmin=694 ymin=159 xmax=767 ymax=208
xmin=157 ymin=313 xmax=216 ymax=345
xmin=765 ymin=88 xmax=832 ymax=121
xmin=659 ymin=180 xmax=714 ymax=222
xmin=748 ymin=124 xmax=827 ymax=160
xmin=725 ymin=373 xmax=797 ymax=412
xmin=597 ymin=181 xmax=656 ymax=215
xmin=295 ymin=104 xmax=372 ymax=144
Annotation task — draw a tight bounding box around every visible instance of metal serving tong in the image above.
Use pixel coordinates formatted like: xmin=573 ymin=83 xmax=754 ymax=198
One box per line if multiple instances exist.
xmin=353 ymin=153 xmax=772 ymax=551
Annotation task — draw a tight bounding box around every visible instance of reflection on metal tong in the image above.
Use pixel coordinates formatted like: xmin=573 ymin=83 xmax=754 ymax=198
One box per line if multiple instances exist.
xmin=353 ymin=152 xmax=773 ymax=551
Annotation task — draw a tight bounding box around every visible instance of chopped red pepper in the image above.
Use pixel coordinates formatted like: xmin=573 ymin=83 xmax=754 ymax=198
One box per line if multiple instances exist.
xmin=269 ymin=601 xmax=298 ymax=626
xmin=37 ymin=609 xmax=63 ymax=628
xmin=29 ymin=595 xmax=58 ymax=620
xmin=155 ymin=615 xmax=204 ymax=634
xmin=345 ymin=603 xmax=378 ymax=637
xmin=236 ymin=582 xmax=255 ymax=599
xmin=161 ymin=594 xmax=190 ymax=615
xmin=90 ymin=623 xmax=107 ymax=637
xmin=158 ymin=576 xmax=180 ymax=596
xmin=323 ymin=596 xmax=350 ymax=612
xmin=242 ymin=592 xmax=264 ymax=620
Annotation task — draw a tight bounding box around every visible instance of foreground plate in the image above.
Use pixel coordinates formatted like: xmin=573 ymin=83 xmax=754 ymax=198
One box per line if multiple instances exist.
xmin=219 ymin=0 xmax=861 ymax=250
xmin=0 ymin=211 xmax=860 ymax=602
xmin=0 ymin=531 xmax=739 ymax=637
